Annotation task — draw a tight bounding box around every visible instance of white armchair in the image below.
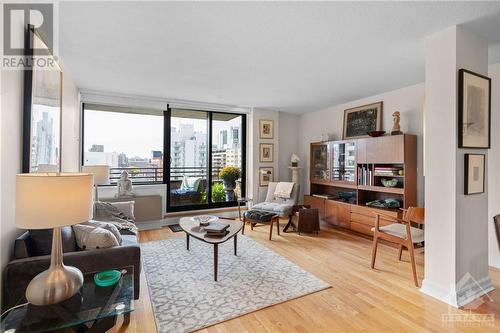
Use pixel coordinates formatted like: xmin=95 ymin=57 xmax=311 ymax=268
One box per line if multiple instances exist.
xmin=252 ymin=182 xmax=300 ymax=218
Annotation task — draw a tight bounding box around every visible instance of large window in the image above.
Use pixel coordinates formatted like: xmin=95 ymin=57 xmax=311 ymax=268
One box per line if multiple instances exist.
xmin=82 ymin=104 xmax=246 ymax=211
xmin=166 ymin=109 xmax=246 ymax=211
xmin=82 ymin=104 xmax=164 ymax=184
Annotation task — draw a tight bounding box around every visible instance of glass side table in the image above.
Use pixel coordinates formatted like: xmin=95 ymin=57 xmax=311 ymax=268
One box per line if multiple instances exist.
xmin=1 ymin=266 xmax=134 ymax=333
xmin=237 ymin=197 xmax=253 ymax=221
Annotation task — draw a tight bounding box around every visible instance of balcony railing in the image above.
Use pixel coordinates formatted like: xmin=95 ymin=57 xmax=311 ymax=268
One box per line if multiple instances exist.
xmin=109 ymin=166 xmax=224 ymax=184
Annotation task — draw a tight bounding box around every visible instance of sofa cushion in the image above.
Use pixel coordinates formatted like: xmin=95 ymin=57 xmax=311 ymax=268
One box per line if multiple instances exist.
xmin=83 ymin=220 xmax=123 ymax=245
xmin=244 ymin=210 xmax=276 ymax=222
xmin=371 ymin=223 xmax=424 ymax=243
xmin=73 ymin=224 xmax=120 ymax=250
xmin=29 ymin=227 xmax=78 ymax=256
xmin=108 ymin=201 xmax=135 ymax=220
xmin=251 ymin=202 xmax=293 ymax=217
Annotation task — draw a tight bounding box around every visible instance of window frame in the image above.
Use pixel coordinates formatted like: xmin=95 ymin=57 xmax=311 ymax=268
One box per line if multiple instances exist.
xmin=81 ymin=103 xmax=247 ymax=211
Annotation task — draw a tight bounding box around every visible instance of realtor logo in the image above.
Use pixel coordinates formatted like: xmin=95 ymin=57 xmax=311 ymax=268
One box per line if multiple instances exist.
xmin=3 ymin=3 xmax=53 ymax=56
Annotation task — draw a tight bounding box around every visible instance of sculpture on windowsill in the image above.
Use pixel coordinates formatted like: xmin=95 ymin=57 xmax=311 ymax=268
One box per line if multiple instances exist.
xmin=115 ymin=171 xmax=135 ymax=198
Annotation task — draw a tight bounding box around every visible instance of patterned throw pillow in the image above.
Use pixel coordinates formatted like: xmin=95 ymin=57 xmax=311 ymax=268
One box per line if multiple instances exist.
xmin=82 ymin=220 xmax=123 ymax=245
xmin=72 ymin=224 xmax=119 ymax=250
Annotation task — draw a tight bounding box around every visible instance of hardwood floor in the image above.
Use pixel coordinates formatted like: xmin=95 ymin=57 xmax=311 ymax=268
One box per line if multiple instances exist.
xmin=113 ymin=220 xmax=500 ymax=333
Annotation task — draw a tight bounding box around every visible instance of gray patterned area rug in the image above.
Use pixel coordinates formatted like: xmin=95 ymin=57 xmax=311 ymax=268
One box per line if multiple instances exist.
xmin=141 ymin=235 xmax=330 ymax=333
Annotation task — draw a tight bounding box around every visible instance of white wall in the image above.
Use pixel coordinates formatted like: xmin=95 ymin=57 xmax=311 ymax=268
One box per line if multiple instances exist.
xmin=0 ymin=68 xmax=24 ymax=307
xmin=249 ymin=108 xmax=280 ymax=203
xmin=61 ymin=73 xmax=81 ymax=172
xmin=278 ymin=112 xmax=300 ymax=183
xmin=488 ymin=63 xmax=500 ymax=268
xmin=298 ymin=83 xmax=425 ymax=204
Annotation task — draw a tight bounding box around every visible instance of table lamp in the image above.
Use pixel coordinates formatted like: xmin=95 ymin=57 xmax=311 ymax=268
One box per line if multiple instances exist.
xmin=16 ymin=173 xmax=94 ymax=305
xmin=81 ymin=165 xmax=110 ymax=201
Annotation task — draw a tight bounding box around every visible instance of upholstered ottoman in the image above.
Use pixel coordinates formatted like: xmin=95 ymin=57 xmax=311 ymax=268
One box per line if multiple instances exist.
xmin=242 ymin=210 xmax=280 ymax=240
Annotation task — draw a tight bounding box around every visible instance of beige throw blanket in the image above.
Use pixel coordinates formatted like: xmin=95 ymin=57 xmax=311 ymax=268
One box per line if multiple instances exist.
xmin=93 ymin=201 xmax=138 ymax=234
xmin=274 ymin=182 xmax=295 ymax=199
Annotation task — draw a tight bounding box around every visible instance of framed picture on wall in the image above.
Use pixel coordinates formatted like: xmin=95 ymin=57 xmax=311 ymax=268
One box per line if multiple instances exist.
xmin=464 ymin=154 xmax=485 ymax=195
xmin=259 ymin=119 xmax=274 ymax=139
xmin=259 ymin=143 xmax=274 ymax=162
xmin=458 ymin=69 xmax=491 ymax=149
xmin=343 ymin=102 xmax=382 ymax=139
xmin=259 ymin=167 xmax=274 ymax=186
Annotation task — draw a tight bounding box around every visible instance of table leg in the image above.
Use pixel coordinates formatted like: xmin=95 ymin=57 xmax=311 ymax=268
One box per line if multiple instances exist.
xmin=123 ymin=313 xmax=131 ymax=325
xmin=186 ymin=233 xmax=190 ymax=251
xmin=214 ymin=243 xmax=219 ymax=281
xmin=283 ymin=215 xmax=295 ymax=233
xmin=234 ymin=234 xmax=237 ymax=256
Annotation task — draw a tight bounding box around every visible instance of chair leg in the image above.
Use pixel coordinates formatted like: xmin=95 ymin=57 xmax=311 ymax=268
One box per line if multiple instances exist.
xmin=269 ymin=221 xmax=273 ymax=240
xmin=370 ymin=236 xmax=379 ymax=269
xmin=242 ymin=217 xmax=246 ymax=235
xmin=276 ymin=217 xmax=280 ymax=236
xmin=407 ymin=242 xmax=419 ymax=287
xmin=398 ymin=244 xmax=404 ymax=261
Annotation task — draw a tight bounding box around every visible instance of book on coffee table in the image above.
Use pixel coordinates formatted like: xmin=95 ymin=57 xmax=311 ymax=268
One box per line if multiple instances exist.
xmin=204 ymin=222 xmax=229 ymax=233
xmin=205 ymin=230 xmax=229 ymax=237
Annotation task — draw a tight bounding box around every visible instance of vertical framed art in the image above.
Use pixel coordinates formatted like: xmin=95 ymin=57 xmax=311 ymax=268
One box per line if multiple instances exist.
xmin=464 ymin=154 xmax=485 ymax=195
xmin=259 ymin=119 xmax=274 ymax=139
xmin=458 ymin=69 xmax=491 ymax=149
xmin=259 ymin=143 xmax=274 ymax=162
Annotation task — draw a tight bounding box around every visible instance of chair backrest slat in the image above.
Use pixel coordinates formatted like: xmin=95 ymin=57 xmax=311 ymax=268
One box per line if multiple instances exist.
xmin=404 ymin=207 xmax=425 ymax=225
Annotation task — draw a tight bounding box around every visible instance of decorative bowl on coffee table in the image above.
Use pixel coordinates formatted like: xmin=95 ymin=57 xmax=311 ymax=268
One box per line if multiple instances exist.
xmin=191 ymin=215 xmax=218 ymax=226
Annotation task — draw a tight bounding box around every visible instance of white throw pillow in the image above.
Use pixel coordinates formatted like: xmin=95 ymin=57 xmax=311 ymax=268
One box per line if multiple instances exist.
xmin=83 ymin=220 xmax=123 ymax=245
xmin=109 ymin=201 xmax=135 ymax=220
xmin=73 ymin=224 xmax=119 ymax=250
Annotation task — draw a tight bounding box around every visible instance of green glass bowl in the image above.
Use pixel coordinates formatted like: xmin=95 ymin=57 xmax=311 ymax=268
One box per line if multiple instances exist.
xmin=381 ymin=178 xmax=398 ymax=187
xmin=94 ymin=270 xmax=121 ymax=287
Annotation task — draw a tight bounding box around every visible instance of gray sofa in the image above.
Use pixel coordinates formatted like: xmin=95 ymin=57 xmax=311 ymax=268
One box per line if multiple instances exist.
xmin=2 ymin=220 xmax=140 ymax=311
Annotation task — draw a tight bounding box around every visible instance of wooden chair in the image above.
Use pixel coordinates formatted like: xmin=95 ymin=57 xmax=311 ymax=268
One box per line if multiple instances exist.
xmin=370 ymin=207 xmax=425 ymax=287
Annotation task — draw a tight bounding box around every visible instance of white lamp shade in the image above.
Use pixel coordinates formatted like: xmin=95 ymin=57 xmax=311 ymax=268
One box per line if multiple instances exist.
xmin=81 ymin=165 xmax=110 ymax=185
xmin=16 ymin=173 xmax=94 ymax=229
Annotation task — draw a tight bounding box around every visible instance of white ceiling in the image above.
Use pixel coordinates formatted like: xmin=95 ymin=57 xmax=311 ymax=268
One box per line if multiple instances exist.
xmin=59 ymin=1 xmax=500 ymax=114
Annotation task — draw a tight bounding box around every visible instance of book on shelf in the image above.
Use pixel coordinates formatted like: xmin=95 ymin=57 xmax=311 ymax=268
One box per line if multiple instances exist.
xmin=312 ymin=194 xmax=335 ymax=199
xmin=357 ymin=166 xmax=373 ymax=186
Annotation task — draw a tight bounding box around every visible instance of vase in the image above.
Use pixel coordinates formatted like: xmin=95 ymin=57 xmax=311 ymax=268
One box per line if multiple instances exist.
xmin=223 ymin=180 xmax=236 ymax=201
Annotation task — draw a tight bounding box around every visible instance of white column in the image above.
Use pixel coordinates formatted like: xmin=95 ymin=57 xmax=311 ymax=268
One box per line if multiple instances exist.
xmin=422 ymin=26 xmax=493 ymax=307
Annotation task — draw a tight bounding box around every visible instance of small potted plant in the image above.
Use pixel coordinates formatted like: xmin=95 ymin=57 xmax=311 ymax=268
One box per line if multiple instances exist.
xmin=291 ymin=154 xmax=300 ymax=167
xmin=219 ymin=166 xmax=241 ymax=201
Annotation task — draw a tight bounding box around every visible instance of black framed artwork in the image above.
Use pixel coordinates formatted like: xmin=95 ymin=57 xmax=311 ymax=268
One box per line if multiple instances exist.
xmin=343 ymin=102 xmax=382 ymax=139
xmin=464 ymin=154 xmax=485 ymax=195
xmin=23 ymin=24 xmax=62 ymax=173
xmin=458 ymin=69 xmax=491 ymax=149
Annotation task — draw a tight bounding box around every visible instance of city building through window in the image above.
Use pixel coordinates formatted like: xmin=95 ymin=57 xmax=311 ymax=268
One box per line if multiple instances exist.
xmin=82 ymin=104 xmax=246 ymax=211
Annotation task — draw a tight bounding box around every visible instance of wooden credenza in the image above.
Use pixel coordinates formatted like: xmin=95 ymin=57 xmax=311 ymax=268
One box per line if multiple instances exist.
xmin=307 ymin=134 xmax=416 ymax=237
xmin=305 ymin=195 xmax=402 ymax=236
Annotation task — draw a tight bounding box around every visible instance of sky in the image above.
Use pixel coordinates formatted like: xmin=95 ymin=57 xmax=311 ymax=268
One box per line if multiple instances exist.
xmin=84 ymin=110 xmax=241 ymax=158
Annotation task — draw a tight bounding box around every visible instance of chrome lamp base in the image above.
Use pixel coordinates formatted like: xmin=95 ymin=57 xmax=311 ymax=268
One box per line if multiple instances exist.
xmin=26 ymin=227 xmax=83 ymax=306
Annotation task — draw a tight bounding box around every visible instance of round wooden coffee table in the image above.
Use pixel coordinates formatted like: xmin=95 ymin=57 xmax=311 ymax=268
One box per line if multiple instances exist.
xmin=179 ymin=217 xmax=243 ymax=281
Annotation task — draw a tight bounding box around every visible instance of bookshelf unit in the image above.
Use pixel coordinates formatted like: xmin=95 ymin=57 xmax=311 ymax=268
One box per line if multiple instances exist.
xmin=306 ymin=134 xmax=417 ymax=236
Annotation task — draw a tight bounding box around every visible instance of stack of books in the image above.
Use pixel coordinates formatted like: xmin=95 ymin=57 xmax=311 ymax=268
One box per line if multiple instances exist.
xmin=374 ymin=167 xmax=403 ymax=176
xmin=204 ymin=222 xmax=230 ymax=236
xmin=358 ymin=166 xmax=373 ymax=186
